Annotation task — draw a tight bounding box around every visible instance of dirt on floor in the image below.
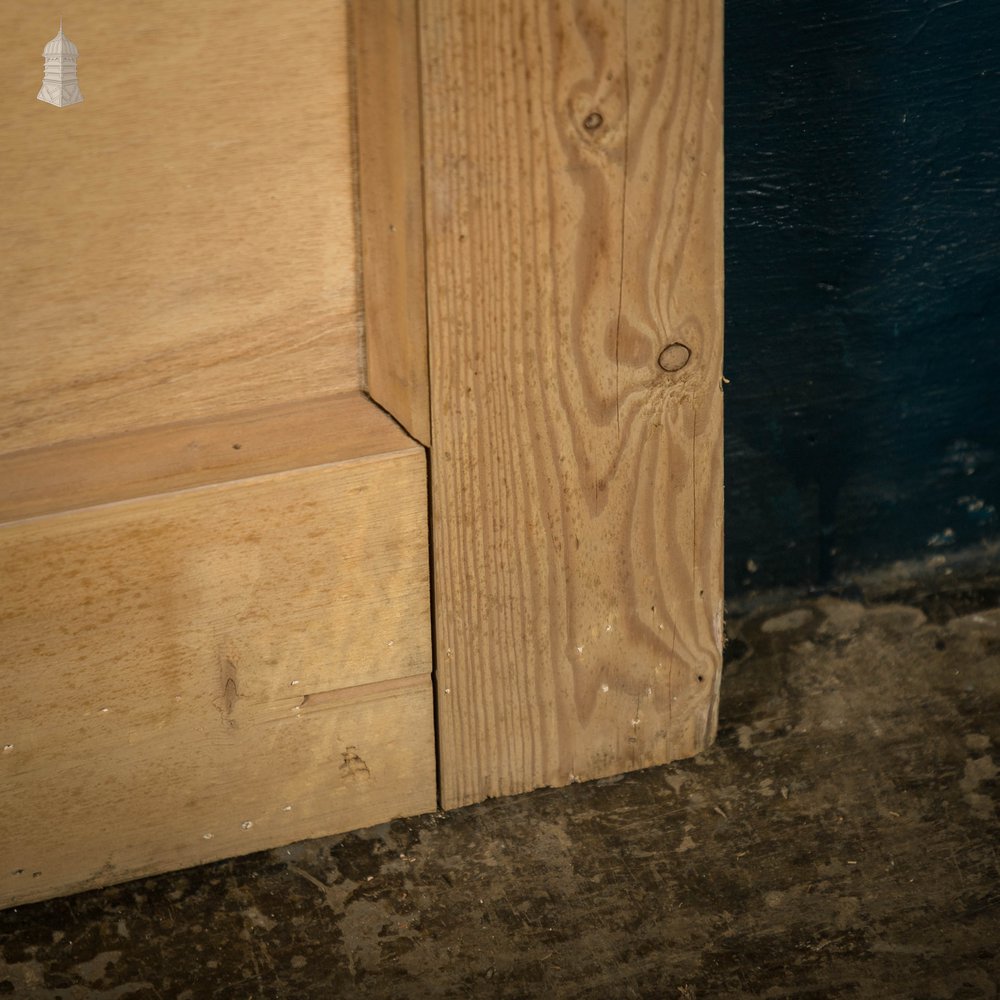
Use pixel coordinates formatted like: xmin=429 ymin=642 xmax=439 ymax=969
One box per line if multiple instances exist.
xmin=1 ymin=580 xmax=998 ymax=999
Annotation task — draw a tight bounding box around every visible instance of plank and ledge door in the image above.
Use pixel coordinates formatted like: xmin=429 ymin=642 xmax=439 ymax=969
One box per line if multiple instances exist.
xmin=419 ymin=0 xmax=724 ymax=808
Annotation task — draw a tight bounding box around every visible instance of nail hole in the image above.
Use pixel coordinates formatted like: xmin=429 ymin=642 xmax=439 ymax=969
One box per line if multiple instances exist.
xmin=583 ymin=111 xmax=603 ymax=130
xmin=232 ymin=443 xmax=241 ymax=450
xmin=658 ymin=343 xmax=692 ymax=372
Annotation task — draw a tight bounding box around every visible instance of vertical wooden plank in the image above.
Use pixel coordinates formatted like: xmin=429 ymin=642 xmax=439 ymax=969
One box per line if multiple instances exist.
xmin=353 ymin=0 xmax=432 ymax=445
xmin=421 ymin=0 xmax=724 ymax=807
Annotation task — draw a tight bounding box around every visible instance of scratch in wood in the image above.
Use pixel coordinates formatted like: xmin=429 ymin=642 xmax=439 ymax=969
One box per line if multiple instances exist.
xmin=631 ymin=692 xmax=642 ymax=765
xmin=691 ymin=403 xmax=698 ymax=580
xmin=667 ymin=615 xmax=678 ymax=759
xmin=613 ymin=3 xmax=631 ymax=445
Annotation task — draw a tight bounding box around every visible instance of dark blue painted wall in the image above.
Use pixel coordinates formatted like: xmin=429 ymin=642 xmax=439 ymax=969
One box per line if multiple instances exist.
xmin=725 ymin=0 xmax=1000 ymax=595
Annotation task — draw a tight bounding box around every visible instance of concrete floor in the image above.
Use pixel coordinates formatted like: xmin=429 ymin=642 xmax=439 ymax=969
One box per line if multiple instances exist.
xmin=1 ymin=579 xmax=998 ymax=999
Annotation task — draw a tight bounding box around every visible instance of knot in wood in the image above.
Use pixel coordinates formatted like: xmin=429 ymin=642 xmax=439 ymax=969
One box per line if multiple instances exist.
xmin=582 ymin=111 xmax=603 ymax=131
xmin=657 ymin=343 xmax=692 ymax=373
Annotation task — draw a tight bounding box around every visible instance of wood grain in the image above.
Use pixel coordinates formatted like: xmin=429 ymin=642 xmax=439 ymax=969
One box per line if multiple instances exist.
xmin=0 ymin=446 xmax=433 ymax=908
xmin=0 ymin=391 xmax=417 ymax=523
xmin=0 ymin=675 xmax=434 ymax=909
xmin=0 ymin=0 xmax=359 ymax=454
xmin=353 ymin=0 xmax=431 ymax=445
xmin=420 ymin=0 xmax=724 ymax=807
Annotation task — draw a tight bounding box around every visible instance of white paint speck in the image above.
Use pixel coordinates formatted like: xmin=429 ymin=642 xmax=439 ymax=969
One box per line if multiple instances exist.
xmin=100 ymin=707 xmax=110 ymax=713
xmin=202 ymin=833 xmax=213 ymax=840
xmin=289 ymin=679 xmax=300 ymax=687
xmin=601 ymin=683 xmax=609 ymax=693
xmin=444 ymin=687 xmax=451 ymax=694
xmin=241 ymin=820 xmax=253 ymax=831
xmin=283 ymin=805 xmax=292 ymax=812
xmin=576 ymin=645 xmax=584 ymax=654
xmin=927 ymin=527 xmax=955 ymax=548
xmin=631 ymin=718 xmax=641 ymax=727
xmin=2 ymin=744 xmax=13 ymax=753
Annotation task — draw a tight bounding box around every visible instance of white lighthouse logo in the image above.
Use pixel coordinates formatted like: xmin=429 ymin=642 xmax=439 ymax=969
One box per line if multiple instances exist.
xmin=37 ymin=20 xmax=83 ymax=108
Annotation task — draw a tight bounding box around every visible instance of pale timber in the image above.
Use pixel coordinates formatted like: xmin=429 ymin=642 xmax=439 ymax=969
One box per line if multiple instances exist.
xmin=0 ymin=398 xmax=435 ymax=910
xmin=0 ymin=1 xmax=359 ymax=454
xmin=419 ymin=0 xmax=725 ymax=808
xmin=353 ymin=0 xmax=432 ymax=445
xmin=0 ymin=0 xmax=437 ymax=909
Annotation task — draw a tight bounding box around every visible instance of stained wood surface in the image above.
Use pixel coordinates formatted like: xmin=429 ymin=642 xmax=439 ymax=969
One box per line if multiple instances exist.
xmin=0 ymin=0 xmax=358 ymax=454
xmin=0 ymin=447 xmax=434 ymax=909
xmin=353 ymin=0 xmax=431 ymax=445
xmin=0 ymin=391 xmax=417 ymax=523
xmin=421 ymin=0 xmax=724 ymax=807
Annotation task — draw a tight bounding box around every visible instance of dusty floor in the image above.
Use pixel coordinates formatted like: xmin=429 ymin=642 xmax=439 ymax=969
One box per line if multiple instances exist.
xmin=1 ymin=580 xmax=998 ymax=999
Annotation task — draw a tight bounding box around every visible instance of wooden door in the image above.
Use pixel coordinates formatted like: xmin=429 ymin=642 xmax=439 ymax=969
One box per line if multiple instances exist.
xmin=1 ymin=0 xmax=723 ymax=909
